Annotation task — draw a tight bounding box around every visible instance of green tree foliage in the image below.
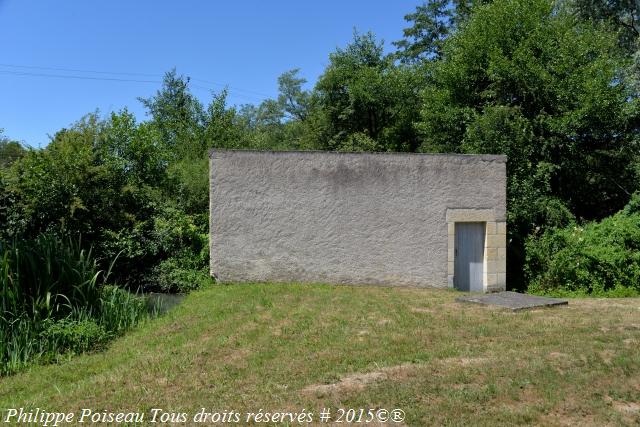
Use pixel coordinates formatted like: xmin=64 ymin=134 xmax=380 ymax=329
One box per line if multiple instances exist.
xmin=564 ymin=0 xmax=639 ymax=52
xmin=417 ymin=0 xmax=640 ymax=289
xmin=393 ymin=0 xmax=491 ymax=63
xmin=0 ymin=130 xmax=25 ymax=236
xmin=139 ymin=72 xmax=263 ymax=214
xmin=0 ymin=130 xmax=25 ymax=169
xmin=203 ymin=90 xmax=246 ymax=148
xmin=0 ymin=100 xmax=211 ymax=290
xmin=313 ymin=31 xmax=422 ymax=152
xmin=5 ymin=114 xmax=136 ymax=240
xmin=139 ymin=69 xmax=206 ymax=160
xmin=277 ymin=69 xmax=311 ymax=121
xmin=99 ymin=110 xmax=167 ymax=186
xmin=233 ymin=70 xmax=314 ymax=151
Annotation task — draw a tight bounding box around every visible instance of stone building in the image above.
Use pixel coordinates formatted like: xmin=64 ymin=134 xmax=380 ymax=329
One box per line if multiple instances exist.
xmin=210 ymin=150 xmax=507 ymax=292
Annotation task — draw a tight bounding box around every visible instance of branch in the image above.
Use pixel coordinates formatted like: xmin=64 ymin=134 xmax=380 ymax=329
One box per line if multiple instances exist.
xmin=615 ymin=8 xmax=640 ymax=38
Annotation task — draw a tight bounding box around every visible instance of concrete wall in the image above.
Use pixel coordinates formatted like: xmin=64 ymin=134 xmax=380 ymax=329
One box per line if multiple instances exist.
xmin=210 ymin=150 xmax=506 ymax=290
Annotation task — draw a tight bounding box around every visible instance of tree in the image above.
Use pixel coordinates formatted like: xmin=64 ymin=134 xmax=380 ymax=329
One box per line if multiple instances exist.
xmin=5 ymin=115 xmax=128 ymax=238
xmin=418 ymin=0 xmax=640 ymax=289
xmin=393 ymin=0 xmax=491 ymax=63
xmin=0 ymin=129 xmax=25 ymax=168
xmin=313 ymin=31 xmax=422 ymax=151
xmin=564 ymin=0 xmax=639 ymax=52
xmin=138 ymin=69 xmax=206 ymax=160
xmin=94 ymin=109 xmax=168 ymax=187
xmin=277 ymin=69 xmax=311 ymax=121
xmin=203 ymin=90 xmax=250 ymax=149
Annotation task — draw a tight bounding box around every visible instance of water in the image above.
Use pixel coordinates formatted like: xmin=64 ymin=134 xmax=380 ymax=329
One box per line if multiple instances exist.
xmin=145 ymin=293 xmax=185 ymax=315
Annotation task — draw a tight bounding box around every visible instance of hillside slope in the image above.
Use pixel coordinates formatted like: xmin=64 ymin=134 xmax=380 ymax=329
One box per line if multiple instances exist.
xmin=1 ymin=284 xmax=639 ymax=426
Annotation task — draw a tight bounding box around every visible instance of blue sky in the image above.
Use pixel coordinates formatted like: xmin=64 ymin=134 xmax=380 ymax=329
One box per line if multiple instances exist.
xmin=0 ymin=0 xmax=420 ymax=147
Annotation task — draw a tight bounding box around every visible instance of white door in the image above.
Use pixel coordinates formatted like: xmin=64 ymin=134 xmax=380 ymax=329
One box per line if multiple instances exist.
xmin=454 ymin=222 xmax=485 ymax=292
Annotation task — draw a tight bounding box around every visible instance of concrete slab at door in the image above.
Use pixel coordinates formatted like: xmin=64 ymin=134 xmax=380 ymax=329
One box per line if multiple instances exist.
xmin=454 ymin=222 xmax=485 ymax=292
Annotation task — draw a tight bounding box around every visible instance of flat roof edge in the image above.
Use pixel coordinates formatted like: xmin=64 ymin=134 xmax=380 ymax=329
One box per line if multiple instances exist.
xmin=208 ymin=149 xmax=507 ymax=162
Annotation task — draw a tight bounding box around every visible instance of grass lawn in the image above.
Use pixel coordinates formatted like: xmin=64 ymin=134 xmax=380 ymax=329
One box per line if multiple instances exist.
xmin=1 ymin=283 xmax=639 ymax=426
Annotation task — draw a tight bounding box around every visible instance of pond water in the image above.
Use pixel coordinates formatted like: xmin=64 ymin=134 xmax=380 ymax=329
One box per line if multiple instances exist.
xmin=145 ymin=293 xmax=185 ymax=315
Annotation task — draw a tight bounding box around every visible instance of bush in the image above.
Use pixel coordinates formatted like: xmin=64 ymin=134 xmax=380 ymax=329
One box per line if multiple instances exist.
xmin=526 ymin=195 xmax=640 ymax=296
xmin=144 ymin=206 xmax=210 ymax=293
xmin=97 ymin=203 xmax=210 ymax=292
xmin=150 ymin=255 xmax=211 ymax=293
xmin=40 ymin=318 xmax=110 ymax=354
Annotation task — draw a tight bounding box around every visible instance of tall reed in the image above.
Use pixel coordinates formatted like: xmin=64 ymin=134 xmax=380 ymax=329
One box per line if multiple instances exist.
xmin=0 ymin=233 xmax=149 ymax=376
xmin=0 ymin=234 xmax=101 ymax=321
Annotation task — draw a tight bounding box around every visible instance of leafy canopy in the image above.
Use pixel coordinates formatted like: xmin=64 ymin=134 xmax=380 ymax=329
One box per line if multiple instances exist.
xmin=313 ymin=31 xmax=422 ymax=152
xmin=418 ymin=0 xmax=640 ymax=289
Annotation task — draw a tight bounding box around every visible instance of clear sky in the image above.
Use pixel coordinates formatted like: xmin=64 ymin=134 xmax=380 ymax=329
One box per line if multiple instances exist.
xmin=0 ymin=0 xmax=420 ymax=147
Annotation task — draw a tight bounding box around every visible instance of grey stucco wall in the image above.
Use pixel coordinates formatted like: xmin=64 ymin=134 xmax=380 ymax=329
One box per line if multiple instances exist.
xmin=210 ymin=150 xmax=506 ymax=287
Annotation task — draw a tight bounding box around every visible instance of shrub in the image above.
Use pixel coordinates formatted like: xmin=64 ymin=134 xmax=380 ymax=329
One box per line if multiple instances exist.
xmin=40 ymin=318 xmax=110 ymax=354
xmin=145 ymin=206 xmax=209 ymax=293
xmin=150 ymin=254 xmax=211 ymax=293
xmin=526 ymin=195 xmax=640 ymax=296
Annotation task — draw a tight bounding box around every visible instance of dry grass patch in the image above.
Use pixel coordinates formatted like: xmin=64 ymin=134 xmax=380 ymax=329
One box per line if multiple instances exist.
xmin=302 ymin=363 xmax=419 ymax=397
xmin=410 ymin=306 xmax=434 ymax=314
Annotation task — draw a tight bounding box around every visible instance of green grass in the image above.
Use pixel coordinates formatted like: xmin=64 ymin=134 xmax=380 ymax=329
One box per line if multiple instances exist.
xmin=1 ymin=283 xmax=639 ymax=426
